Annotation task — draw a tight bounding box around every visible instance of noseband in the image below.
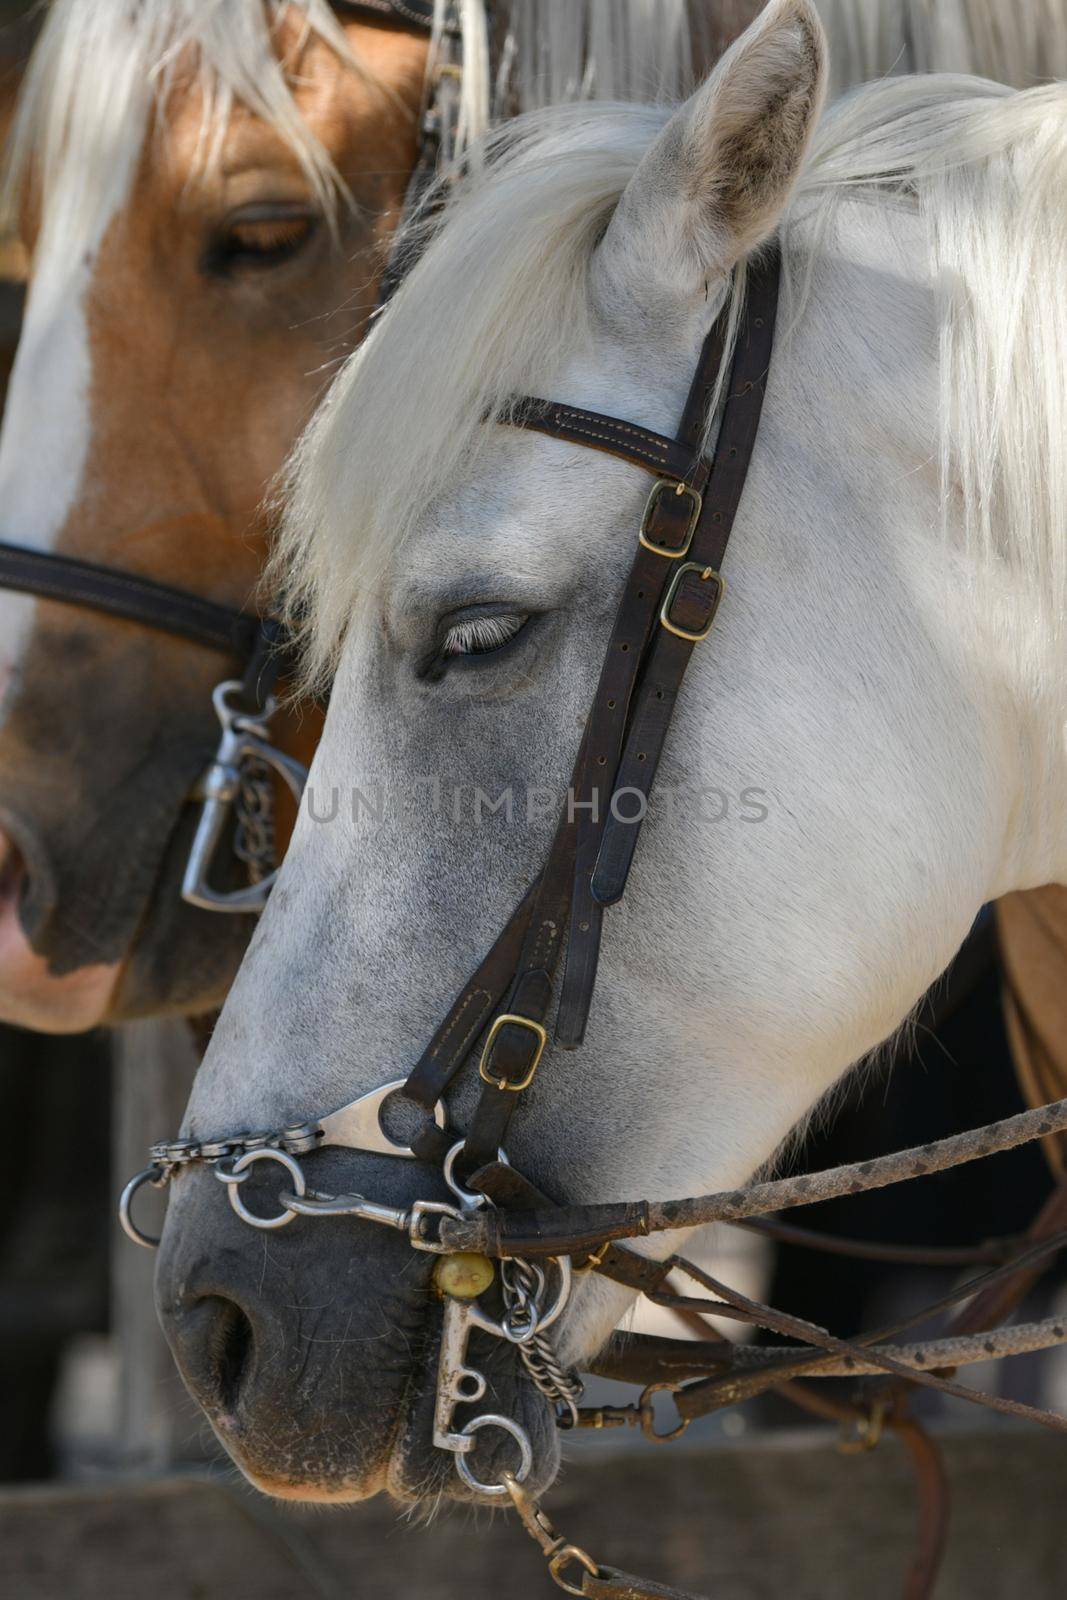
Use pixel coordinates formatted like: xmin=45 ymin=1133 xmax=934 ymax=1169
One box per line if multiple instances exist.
xmin=0 ymin=539 xmax=307 ymax=909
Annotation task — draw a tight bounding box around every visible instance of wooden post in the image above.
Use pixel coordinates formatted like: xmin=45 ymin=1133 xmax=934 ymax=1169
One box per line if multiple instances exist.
xmin=111 ymin=1020 xmax=200 ymax=1471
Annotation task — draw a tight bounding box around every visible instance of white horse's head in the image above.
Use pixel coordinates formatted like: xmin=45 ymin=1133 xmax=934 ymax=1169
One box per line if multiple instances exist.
xmin=156 ymin=0 xmax=1067 ymax=1506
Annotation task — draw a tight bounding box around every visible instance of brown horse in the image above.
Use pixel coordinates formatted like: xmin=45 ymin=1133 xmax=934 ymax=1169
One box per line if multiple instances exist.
xmin=0 ymin=2 xmax=727 ymax=1033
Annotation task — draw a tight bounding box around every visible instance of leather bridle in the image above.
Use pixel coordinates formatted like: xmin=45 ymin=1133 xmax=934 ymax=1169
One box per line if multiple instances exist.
xmin=119 ymin=237 xmax=1067 ymax=1596
xmin=0 ymin=0 xmax=444 ymax=915
xmin=397 ymin=252 xmax=782 ymax=1176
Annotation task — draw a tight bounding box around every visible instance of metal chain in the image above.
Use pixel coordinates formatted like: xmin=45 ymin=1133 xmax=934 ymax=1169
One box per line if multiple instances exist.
xmin=502 ymin=1258 xmax=585 ymax=1426
xmin=233 ymin=754 xmax=277 ymax=884
xmin=148 ymin=1120 xmax=321 ymax=1180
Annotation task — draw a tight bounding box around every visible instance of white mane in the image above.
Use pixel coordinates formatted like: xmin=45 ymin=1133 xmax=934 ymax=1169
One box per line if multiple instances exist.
xmin=276 ymin=73 xmax=1067 ymax=689
xmin=3 ymin=0 xmax=699 ymax=269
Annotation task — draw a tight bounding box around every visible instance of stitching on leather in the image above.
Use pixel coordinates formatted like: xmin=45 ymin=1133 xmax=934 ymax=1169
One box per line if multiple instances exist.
xmin=543 ymin=423 xmax=676 ymax=473
xmin=529 ymin=918 xmax=559 ymax=969
xmin=431 ymin=987 xmax=493 ymax=1061
xmin=552 ymin=407 xmax=672 ymax=458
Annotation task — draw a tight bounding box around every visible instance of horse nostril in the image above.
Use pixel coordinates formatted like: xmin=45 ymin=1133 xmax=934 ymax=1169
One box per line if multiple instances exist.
xmin=206 ymin=1297 xmax=255 ymax=1410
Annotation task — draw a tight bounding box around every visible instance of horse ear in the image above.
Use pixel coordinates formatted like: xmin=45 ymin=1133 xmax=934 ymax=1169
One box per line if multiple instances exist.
xmin=594 ymin=0 xmax=826 ymax=318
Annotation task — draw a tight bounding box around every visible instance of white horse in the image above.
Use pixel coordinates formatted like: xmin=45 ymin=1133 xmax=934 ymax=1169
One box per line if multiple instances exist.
xmin=155 ymin=0 xmax=1067 ymax=1505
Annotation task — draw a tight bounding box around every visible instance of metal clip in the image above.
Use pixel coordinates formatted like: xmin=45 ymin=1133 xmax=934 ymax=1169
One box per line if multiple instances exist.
xmin=838 ymin=1398 xmax=888 ymax=1455
xmin=504 ymin=1474 xmax=600 ymax=1596
xmin=563 ymin=1404 xmax=640 ymax=1431
xmin=639 ymin=1381 xmax=691 ymax=1444
xmin=182 ymin=680 xmax=307 ymax=915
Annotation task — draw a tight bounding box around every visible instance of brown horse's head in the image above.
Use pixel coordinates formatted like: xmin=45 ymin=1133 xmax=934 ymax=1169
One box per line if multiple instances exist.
xmin=0 ymin=3 xmax=430 ymax=1030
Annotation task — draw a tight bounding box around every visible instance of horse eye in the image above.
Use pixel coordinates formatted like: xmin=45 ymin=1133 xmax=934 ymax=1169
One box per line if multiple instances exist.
xmin=206 ymin=206 xmax=319 ymax=276
xmin=440 ymin=612 xmax=529 ymax=658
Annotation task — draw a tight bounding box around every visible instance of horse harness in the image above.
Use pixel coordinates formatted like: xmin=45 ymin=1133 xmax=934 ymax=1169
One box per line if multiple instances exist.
xmin=0 ymin=0 xmax=450 ymax=916
xmin=121 ymin=245 xmax=1067 ymax=1600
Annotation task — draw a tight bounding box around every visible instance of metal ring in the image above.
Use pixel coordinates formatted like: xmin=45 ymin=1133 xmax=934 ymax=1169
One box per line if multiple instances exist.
xmin=214 ymin=1160 xmax=250 ymax=1187
xmin=442 ymin=1140 xmax=509 ymax=1211
xmin=639 ymin=1381 xmax=690 ymax=1444
xmin=118 ymin=1165 xmax=166 ymax=1250
xmin=223 ymin=1147 xmax=306 ymax=1230
xmin=454 ymin=1415 xmax=533 ymax=1496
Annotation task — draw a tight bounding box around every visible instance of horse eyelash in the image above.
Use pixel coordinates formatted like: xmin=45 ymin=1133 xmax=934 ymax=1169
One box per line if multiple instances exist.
xmin=441 ymin=613 xmax=528 ymax=656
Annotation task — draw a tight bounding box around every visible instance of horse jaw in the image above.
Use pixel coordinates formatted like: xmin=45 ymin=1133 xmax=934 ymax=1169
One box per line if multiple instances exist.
xmin=0 ymin=828 xmax=119 ymax=1031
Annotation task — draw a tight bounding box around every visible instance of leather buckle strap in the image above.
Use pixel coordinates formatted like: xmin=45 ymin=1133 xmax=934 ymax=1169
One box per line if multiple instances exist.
xmin=400 ymin=249 xmax=780 ymax=1178
xmin=659 ymin=562 xmax=725 ymax=643
xmin=479 ymin=1012 xmax=549 ymax=1091
xmin=639 ymin=481 xmax=703 ymax=560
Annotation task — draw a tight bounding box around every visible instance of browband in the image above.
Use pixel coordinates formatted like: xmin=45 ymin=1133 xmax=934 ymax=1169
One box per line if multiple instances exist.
xmin=510 ymin=400 xmax=710 ymax=491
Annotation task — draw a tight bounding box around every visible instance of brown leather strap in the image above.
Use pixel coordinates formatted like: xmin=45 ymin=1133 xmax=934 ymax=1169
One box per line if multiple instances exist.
xmin=561 ymin=257 xmax=779 ymax=1039
xmin=511 ymin=399 xmax=709 ymax=488
xmin=585 ymin=1333 xmax=733 ymax=1387
xmin=739 ymin=1213 xmax=1015 ymax=1268
xmin=0 ymin=540 xmax=271 ymax=661
xmin=660 ymin=1252 xmax=1067 ymax=1435
xmin=336 ymin=0 xmax=435 ymax=30
xmin=582 ymin=1568 xmax=706 ymax=1600
xmin=404 ymin=885 xmax=538 ymax=1107
xmin=592 ymin=258 xmax=781 ymax=907
xmin=461 ymin=777 xmax=583 ymax=1166
xmin=397 ymin=246 xmax=781 ymax=1184
xmin=444 ymin=1093 xmax=1067 ymax=1255
xmin=553 ymin=314 xmax=730 ymax=1048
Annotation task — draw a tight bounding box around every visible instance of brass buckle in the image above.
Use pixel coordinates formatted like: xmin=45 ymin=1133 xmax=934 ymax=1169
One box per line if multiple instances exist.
xmin=478 ymin=1013 xmax=548 ymax=1092
xmin=638 ymin=480 xmax=702 ymax=559
xmin=659 ymin=561 xmax=725 ymax=643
